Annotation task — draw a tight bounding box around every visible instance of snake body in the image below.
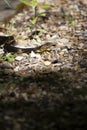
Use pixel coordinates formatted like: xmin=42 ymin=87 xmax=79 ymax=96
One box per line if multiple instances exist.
xmin=0 ymin=36 xmax=56 ymax=53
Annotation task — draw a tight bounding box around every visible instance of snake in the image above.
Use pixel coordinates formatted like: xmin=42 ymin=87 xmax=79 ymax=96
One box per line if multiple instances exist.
xmin=0 ymin=36 xmax=56 ymax=53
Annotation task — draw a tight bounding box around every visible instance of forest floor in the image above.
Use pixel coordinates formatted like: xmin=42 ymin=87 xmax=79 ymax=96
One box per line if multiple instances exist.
xmin=0 ymin=0 xmax=87 ymax=130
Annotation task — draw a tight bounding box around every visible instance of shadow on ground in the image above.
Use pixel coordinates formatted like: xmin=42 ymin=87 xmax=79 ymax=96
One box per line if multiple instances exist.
xmin=0 ymin=64 xmax=87 ymax=130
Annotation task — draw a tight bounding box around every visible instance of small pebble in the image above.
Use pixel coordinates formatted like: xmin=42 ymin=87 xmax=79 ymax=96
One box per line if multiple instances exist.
xmin=15 ymin=56 xmax=24 ymax=61
xmin=44 ymin=61 xmax=51 ymax=66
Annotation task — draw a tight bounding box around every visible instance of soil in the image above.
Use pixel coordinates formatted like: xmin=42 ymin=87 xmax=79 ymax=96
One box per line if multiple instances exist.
xmin=0 ymin=0 xmax=87 ymax=130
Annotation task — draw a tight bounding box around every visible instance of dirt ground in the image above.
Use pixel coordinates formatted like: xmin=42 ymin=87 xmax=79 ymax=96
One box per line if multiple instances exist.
xmin=0 ymin=0 xmax=87 ymax=130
